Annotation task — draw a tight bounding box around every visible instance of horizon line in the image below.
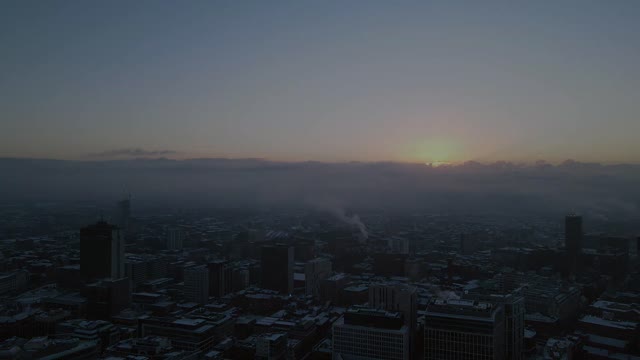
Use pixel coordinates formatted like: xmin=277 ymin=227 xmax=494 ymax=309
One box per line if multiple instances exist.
xmin=1 ymin=155 xmax=639 ymax=167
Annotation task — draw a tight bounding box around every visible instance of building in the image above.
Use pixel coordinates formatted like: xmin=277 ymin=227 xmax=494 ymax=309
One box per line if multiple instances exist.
xmin=139 ymin=315 xmax=233 ymax=353
xmin=0 ymin=270 xmax=29 ymax=295
xmin=304 ymin=258 xmax=332 ymax=297
xmin=369 ymin=283 xmax=417 ymax=357
xmin=372 ymin=253 xmax=407 ymax=277
xmin=424 ymin=298 xmax=506 ymax=360
xmin=115 ymin=196 xmax=131 ymax=232
xmin=255 ymin=333 xmax=288 ymax=360
xmin=261 ymin=244 xmax=294 ymax=294
xmin=333 ymin=307 xmax=410 ymax=360
xmin=167 ymin=226 xmax=186 ymax=250
xmin=388 ymin=236 xmax=410 ymax=254
xmin=208 ymin=260 xmax=232 ymax=298
xmin=80 ymin=221 xmax=125 ymax=281
xmin=565 ymin=214 xmax=583 ymax=276
xmin=125 ymin=258 xmax=147 ymax=290
xmin=465 ymin=288 xmax=525 ymax=360
xmin=184 ymin=265 xmax=209 ymax=304
xmin=369 ymin=283 xmax=417 ymax=330
xmin=56 ymin=319 xmax=120 ymax=351
xmin=105 ymin=336 xmax=199 ymax=359
xmin=84 ymin=277 xmax=131 ymax=320
xmin=0 ymin=337 xmax=100 ymax=359
xmin=231 ymin=267 xmax=250 ymax=292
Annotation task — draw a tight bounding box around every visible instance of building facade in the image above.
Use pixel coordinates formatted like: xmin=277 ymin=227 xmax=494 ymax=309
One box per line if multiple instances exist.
xmin=261 ymin=244 xmax=294 ymax=294
xmin=80 ymin=221 xmax=125 ymax=281
xmin=333 ymin=307 xmax=409 ymax=360
xmin=424 ymin=299 xmax=505 ymax=360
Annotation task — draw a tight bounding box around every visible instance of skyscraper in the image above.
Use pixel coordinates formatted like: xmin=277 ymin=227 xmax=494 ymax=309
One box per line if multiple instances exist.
xmin=115 ymin=197 xmax=131 ymax=232
xmin=424 ymin=299 xmax=505 ymax=360
xmin=304 ymin=258 xmax=332 ymax=297
xmin=369 ymin=283 xmax=417 ymax=357
xmin=565 ymin=214 xmax=583 ymax=276
xmin=333 ymin=307 xmax=410 ymax=360
xmin=166 ymin=226 xmax=186 ymax=250
xmin=183 ymin=265 xmax=209 ymax=304
xmin=261 ymin=244 xmax=294 ymax=294
xmin=465 ymin=288 xmax=525 ymax=360
xmin=208 ymin=260 xmax=232 ymax=298
xmin=80 ymin=221 xmax=125 ymax=281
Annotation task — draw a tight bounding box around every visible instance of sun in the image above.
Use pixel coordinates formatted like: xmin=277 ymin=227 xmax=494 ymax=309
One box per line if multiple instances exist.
xmin=403 ymin=138 xmax=462 ymax=165
xmin=425 ymin=161 xmax=451 ymax=167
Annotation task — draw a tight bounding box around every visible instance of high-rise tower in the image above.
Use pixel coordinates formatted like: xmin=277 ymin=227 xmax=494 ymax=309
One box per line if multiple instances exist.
xmin=261 ymin=244 xmax=294 ymax=294
xmin=565 ymin=214 xmax=583 ymax=276
xmin=80 ymin=221 xmax=125 ymax=281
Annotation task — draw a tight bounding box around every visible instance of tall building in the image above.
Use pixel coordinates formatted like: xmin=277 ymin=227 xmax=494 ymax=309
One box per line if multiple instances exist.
xmin=166 ymin=226 xmax=186 ymax=250
xmin=80 ymin=221 xmax=125 ymax=281
xmin=208 ymin=260 xmax=232 ymax=298
xmin=465 ymin=288 xmax=525 ymax=360
xmin=184 ymin=265 xmax=209 ymax=304
xmin=424 ymin=298 xmax=505 ymax=360
xmin=388 ymin=236 xmax=410 ymax=254
xmin=115 ymin=197 xmax=131 ymax=228
xmin=261 ymin=244 xmax=294 ymax=294
xmin=369 ymin=283 xmax=417 ymax=357
xmin=304 ymin=258 xmax=332 ymax=297
xmin=565 ymin=214 xmax=583 ymax=276
xmin=333 ymin=307 xmax=410 ymax=360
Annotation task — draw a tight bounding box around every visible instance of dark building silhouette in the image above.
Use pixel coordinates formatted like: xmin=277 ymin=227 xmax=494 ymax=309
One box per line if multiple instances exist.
xmin=115 ymin=197 xmax=131 ymax=231
xmin=84 ymin=278 xmax=130 ymax=320
xmin=208 ymin=260 xmax=232 ymax=298
xmin=565 ymin=214 xmax=583 ymax=276
xmin=261 ymin=244 xmax=294 ymax=294
xmin=80 ymin=221 xmax=125 ymax=281
xmin=373 ymin=253 xmax=407 ymax=277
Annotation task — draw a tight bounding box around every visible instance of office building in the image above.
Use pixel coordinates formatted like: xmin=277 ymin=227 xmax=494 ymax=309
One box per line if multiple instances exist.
xmin=369 ymin=283 xmax=417 ymax=357
xmin=80 ymin=221 xmax=125 ymax=281
xmin=333 ymin=307 xmax=410 ymax=360
xmin=208 ymin=260 xmax=232 ymax=298
xmin=105 ymin=336 xmax=200 ymax=360
xmin=304 ymin=258 xmax=332 ymax=297
xmin=0 ymin=270 xmax=29 ymax=295
xmin=56 ymin=319 xmax=120 ymax=351
xmin=565 ymin=214 xmax=582 ymax=276
xmin=388 ymin=236 xmax=410 ymax=254
xmin=184 ymin=265 xmax=209 ymax=304
xmin=167 ymin=226 xmax=186 ymax=250
xmin=465 ymin=288 xmax=525 ymax=360
xmin=256 ymin=333 xmax=288 ymax=360
xmin=424 ymin=298 xmax=505 ymax=360
xmin=115 ymin=196 xmax=131 ymax=232
xmin=84 ymin=277 xmax=131 ymax=320
xmin=139 ymin=314 xmax=233 ymax=352
xmin=261 ymin=244 xmax=294 ymax=294
xmin=370 ymin=283 xmax=417 ymax=330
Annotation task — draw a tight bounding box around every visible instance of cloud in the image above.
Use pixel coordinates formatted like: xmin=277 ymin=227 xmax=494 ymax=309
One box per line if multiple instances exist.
xmin=88 ymin=148 xmax=177 ymax=158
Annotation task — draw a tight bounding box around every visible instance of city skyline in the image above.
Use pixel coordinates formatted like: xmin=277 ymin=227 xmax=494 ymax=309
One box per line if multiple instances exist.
xmin=2 ymin=1 xmax=640 ymax=164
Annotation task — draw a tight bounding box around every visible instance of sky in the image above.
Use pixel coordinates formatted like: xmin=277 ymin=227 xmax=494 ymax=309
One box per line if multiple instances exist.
xmin=1 ymin=1 xmax=639 ymax=164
